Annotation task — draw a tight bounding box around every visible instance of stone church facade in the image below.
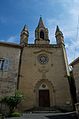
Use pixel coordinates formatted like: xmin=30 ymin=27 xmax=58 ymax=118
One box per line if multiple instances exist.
xmin=0 ymin=17 xmax=71 ymax=111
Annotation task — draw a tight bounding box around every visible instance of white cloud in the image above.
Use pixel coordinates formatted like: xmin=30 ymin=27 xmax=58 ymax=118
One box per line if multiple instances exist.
xmin=45 ymin=0 xmax=79 ymax=63
xmin=1 ymin=0 xmax=79 ymax=63
xmin=0 ymin=35 xmax=20 ymax=44
xmin=66 ymin=36 xmax=79 ymax=62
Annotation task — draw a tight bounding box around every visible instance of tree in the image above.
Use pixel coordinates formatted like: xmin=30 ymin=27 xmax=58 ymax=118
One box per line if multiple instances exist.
xmin=1 ymin=91 xmax=23 ymax=113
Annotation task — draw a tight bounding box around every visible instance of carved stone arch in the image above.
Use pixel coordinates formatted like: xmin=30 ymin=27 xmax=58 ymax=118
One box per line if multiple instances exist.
xmin=34 ymin=79 xmax=55 ymax=92
xmin=34 ymin=79 xmax=56 ymax=107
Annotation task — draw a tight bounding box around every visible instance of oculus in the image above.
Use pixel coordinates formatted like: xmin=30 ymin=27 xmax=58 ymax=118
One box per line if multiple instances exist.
xmin=38 ymin=54 xmax=49 ymax=64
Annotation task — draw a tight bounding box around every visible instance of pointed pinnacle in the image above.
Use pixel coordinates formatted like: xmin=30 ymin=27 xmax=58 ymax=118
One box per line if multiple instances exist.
xmin=55 ymin=25 xmax=63 ymax=36
xmin=21 ymin=24 xmax=29 ymax=37
xmin=37 ymin=17 xmax=45 ymax=28
xmin=23 ymin=24 xmax=28 ymax=31
xmin=56 ymin=25 xmax=60 ymax=33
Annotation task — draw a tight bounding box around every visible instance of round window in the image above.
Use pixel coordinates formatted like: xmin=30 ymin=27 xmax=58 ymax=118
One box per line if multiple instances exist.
xmin=38 ymin=54 xmax=49 ymax=64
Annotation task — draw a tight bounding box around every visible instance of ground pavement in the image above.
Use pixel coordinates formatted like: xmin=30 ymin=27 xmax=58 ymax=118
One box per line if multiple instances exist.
xmin=5 ymin=112 xmax=78 ymax=119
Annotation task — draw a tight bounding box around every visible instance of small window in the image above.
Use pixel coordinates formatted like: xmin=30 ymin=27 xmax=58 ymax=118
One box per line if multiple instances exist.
xmin=40 ymin=31 xmax=44 ymax=39
xmin=0 ymin=58 xmax=9 ymax=71
xmin=0 ymin=58 xmax=5 ymax=70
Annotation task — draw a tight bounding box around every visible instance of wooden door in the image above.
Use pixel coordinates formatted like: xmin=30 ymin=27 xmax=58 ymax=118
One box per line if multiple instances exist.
xmin=39 ymin=90 xmax=50 ymax=107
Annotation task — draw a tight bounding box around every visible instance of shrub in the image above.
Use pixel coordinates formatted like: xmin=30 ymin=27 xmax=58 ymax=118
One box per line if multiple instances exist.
xmin=0 ymin=91 xmax=23 ymax=113
xmin=9 ymin=112 xmax=21 ymax=117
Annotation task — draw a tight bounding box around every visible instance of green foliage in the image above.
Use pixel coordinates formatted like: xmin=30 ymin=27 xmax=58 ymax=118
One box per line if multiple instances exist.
xmin=9 ymin=112 xmax=21 ymax=117
xmin=0 ymin=91 xmax=23 ymax=113
xmin=0 ymin=114 xmax=2 ymax=116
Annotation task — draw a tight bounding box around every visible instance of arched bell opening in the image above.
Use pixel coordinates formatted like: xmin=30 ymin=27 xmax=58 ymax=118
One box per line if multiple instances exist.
xmin=40 ymin=30 xmax=44 ymax=39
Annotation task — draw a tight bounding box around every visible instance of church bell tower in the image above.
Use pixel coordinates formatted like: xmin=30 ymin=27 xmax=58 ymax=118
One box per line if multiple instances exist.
xmin=20 ymin=25 xmax=29 ymax=46
xmin=35 ymin=17 xmax=50 ymax=44
xmin=55 ymin=25 xmax=64 ymax=45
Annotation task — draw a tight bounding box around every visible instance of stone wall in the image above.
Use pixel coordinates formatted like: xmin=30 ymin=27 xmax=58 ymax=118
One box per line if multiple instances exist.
xmin=0 ymin=44 xmax=20 ymax=97
xmin=19 ymin=45 xmax=71 ymax=110
xmin=72 ymin=62 xmax=79 ymax=102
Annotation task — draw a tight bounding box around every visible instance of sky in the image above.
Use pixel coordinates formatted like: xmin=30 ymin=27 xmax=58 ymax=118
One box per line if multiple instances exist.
xmin=0 ymin=0 xmax=79 ymax=63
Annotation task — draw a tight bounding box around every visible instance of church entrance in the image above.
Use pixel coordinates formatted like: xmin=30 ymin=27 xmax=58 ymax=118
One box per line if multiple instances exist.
xmin=39 ymin=90 xmax=50 ymax=107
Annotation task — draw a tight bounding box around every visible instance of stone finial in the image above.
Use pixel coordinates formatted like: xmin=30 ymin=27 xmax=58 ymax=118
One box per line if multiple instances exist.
xmin=55 ymin=25 xmax=64 ymax=44
xmin=55 ymin=25 xmax=60 ymax=33
xmin=55 ymin=25 xmax=63 ymax=37
xmin=22 ymin=25 xmax=28 ymax=31
xmin=21 ymin=25 xmax=29 ymax=36
xmin=20 ymin=25 xmax=29 ymax=45
xmin=37 ymin=17 xmax=45 ymax=28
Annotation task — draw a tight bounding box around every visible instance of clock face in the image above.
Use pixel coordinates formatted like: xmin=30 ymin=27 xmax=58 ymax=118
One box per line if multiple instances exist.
xmin=38 ymin=54 xmax=49 ymax=64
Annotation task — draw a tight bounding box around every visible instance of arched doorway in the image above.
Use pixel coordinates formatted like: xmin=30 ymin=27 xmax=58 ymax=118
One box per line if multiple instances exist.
xmin=39 ymin=90 xmax=50 ymax=107
xmin=39 ymin=84 xmax=50 ymax=107
xmin=34 ymin=79 xmax=55 ymax=107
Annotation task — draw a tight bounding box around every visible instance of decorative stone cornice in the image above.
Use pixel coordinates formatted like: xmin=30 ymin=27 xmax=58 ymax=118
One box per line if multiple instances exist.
xmin=33 ymin=49 xmax=52 ymax=54
xmin=26 ymin=44 xmax=61 ymax=48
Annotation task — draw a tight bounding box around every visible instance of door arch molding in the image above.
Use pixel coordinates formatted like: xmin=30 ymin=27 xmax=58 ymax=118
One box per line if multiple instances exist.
xmin=34 ymin=79 xmax=56 ymax=107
